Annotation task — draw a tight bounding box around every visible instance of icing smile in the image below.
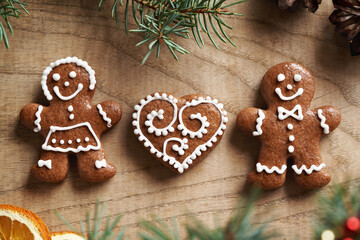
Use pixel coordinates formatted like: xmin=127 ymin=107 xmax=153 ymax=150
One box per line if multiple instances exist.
xmin=53 ymin=83 xmax=83 ymax=101
xmin=275 ymin=87 xmax=303 ymax=101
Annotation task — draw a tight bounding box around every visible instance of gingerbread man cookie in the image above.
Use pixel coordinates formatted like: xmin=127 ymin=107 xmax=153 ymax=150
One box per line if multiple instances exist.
xmin=20 ymin=57 xmax=122 ymax=182
xmin=237 ymin=62 xmax=341 ymax=190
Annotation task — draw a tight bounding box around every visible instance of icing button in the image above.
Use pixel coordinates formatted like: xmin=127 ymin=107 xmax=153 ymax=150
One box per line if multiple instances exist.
xmin=289 ymin=135 xmax=295 ymax=141
xmin=288 ymin=145 xmax=294 ymax=153
xmin=287 ymin=124 xmax=293 ymax=130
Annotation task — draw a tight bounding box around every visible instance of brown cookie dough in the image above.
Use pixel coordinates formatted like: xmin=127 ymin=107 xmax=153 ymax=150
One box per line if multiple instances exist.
xmin=20 ymin=57 xmax=122 ymax=183
xmin=237 ymin=62 xmax=341 ymax=190
xmin=132 ymin=93 xmax=228 ymax=174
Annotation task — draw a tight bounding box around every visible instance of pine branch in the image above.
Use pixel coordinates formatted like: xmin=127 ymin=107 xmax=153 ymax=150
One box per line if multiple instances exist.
xmin=0 ymin=0 xmax=28 ymax=48
xmin=138 ymin=188 xmax=275 ymax=240
xmin=56 ymin=200 xmax=126 ymax=240
xmin=99 ymin=0 xmax=247 ymax=64
xmin=314 ymin=185 xmax=360 ymax=239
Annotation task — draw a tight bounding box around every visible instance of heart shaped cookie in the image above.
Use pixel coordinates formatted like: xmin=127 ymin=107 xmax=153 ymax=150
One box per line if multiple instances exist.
xmin=132 ymin=93 xmax=228 ymax=173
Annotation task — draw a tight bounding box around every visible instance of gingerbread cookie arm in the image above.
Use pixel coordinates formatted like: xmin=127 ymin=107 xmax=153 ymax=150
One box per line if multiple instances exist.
xmin=20 ymin=103 xmax=48 ymax=133
xmin=237 ymin=107 xmax=265 ymax=137
xmin=96 ymin=101 xmax=122 ymax=131
xmin=314 ymin=106 xmax=341 ymax=135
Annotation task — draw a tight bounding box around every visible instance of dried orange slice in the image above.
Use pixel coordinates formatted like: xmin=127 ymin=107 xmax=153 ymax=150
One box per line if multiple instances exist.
xmin=51 ymin=232 xmax=85 ymax=240
xmin=0 ymin=204 xmax=51 ymax=240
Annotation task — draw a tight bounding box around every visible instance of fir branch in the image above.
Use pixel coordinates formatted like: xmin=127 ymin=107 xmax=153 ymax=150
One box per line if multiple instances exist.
xmin=187 ymin=188 xmax=275 ymax=240
xmin=0 ymin=0 xmax=28 ymax=48
xmin=56 ymin=200 xmax=126 ymax=240
xmin=138 ymin=188 xmax=275 ymax=240
xmin=314 ymin=185 xmax=360 ymax=239
xmin=99 ymin=0 xmax=247 ymax=64
xmin=138 ymin=215 xmax=181 ymax=240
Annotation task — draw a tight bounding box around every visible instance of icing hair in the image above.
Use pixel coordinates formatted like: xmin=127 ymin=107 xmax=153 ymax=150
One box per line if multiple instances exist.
xmin=41 ymin=57 xmax=96 ymax=101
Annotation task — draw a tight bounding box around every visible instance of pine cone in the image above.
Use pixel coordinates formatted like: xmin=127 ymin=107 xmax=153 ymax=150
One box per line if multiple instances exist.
xmin=329 ymin=0 xmax=360 ymax=56
xmin=277 ymin=0 xmax=322 ymax=13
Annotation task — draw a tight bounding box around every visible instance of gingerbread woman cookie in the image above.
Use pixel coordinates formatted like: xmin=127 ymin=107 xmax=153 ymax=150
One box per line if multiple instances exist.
xmin=20 ymin=57 xmax=122 ymax=182
xmin=237 ymin=62 xmax=341 ymax=190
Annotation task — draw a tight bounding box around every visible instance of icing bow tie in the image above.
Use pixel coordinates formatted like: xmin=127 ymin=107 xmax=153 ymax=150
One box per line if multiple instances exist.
xmin=95 ymin=159 xmax=107 ymax=169
xmin=38 ymin=159 xmax=52 ymax=169
xmin=278 ymin=104 xmax=303 ymax=121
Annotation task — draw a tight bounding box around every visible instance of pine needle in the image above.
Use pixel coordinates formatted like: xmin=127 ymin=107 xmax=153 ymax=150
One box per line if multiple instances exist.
xmin=99 ymin=0 xmax=247 ymax=63
xmin=0 ymin=0 xmax=29 ymax=48
xmin=56 ymin=200 xmax=126 ymax=240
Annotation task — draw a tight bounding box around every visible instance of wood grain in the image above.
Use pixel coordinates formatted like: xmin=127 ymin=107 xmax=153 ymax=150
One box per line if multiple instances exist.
xmin=1 ymin=0 xmax=360 ymax=238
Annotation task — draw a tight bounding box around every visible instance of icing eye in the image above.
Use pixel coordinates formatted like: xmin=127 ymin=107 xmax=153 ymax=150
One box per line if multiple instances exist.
xmin=69 ymin=71 xmax=76 ymax=78
xmin=277 ymin=74 xmax=285 ymax=82
xmin=294 ymin=74 xmax=302 ymax=82
xmin=52 ymin=73 xmax=60 ymax=81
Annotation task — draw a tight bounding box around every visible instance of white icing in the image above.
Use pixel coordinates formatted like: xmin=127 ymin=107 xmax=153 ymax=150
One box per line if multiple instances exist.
xmin=95 ymin=159 xmax=107 ymax=169
xmin=38 ymin=160 xmax=52 ymax=169
xmin=132 ymin=93 xmax=227 ymax=173
xmin=164 ymin=138 xmax=189 ymax=157
xmin=97 ymin=104 xmax=112 ymax=128
xmin=69 ymin=71 xmax=76 ymax=78
xmin=52 ymin=73 xmax=60 ymax=81
xmin=256 ymin=163 xmax=287 ymax=174
xmin=53 ymin=83 xmax=83 ymax=101
xmin=287 ymin=124 xmax=293 ymax=130
xmin=68 ymin=140 xmax=72 ymax=144
xmin=64 ymin=81 xmax=69 ymax=87
xmin=277 ymin=74 xmax=285 ymax=82
xmin=294 ymin=74 xmax=302 ymax=82
xmin=317 ymin=109 xmax=330 ymax=134
xmin=69 ymin=114 xmax=74 ymax=120
xmin=42 ymin=122 xmax=100 ymax=153
xmin=146 ymin=109 xmax=169 ymax=136
xmin=275 ymin=87 xmax=304 ymax=101
xmin=278 ymin=104 xmax=303 ymax=121
xmin=288 ymin=145 xmax=294 ymax=153
xmin=76 ymin=138 xmax=81 ymax=143
xmin=60 ymin=140 xmax=64 ymax=144
xmin=68 ymin=105 xmax=73 ymax=112
xmin=141 ymin=94 xmax=178 ymax=137
xmin=292 ymin=163 xmax=326 ymax=175
xmin=289 ymin=135 xmax=295 ymax=141
xmin=51 ymin=139 xmax=56 ymax=144
xmin=41 ymin=57 xmax=96 ymax=101
xmin=33 ymin=105 xmax=43 ymax=132
xmin=178 ymin=106 xmax=211 ymax=138
xmin=286 ymin=84 xmax=293 ymax=90
xmin=252 ymin=109 xmax=265 ymax=136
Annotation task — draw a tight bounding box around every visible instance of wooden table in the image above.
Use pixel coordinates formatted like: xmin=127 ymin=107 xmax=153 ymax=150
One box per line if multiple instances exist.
xmin=1 ymin=0 xmax=359 ymax=238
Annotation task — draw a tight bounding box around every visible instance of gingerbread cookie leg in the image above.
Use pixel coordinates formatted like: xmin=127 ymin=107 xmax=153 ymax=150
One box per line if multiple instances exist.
xmin=248 ymin=146 xmax=288 ymax=190
xmin=76 ymin=148 xmax=116 ymax=182
xmin=292 ymin=146 xmax=331 ymax=190
xmin=31 ymin=150 xmax=69 ymax=182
